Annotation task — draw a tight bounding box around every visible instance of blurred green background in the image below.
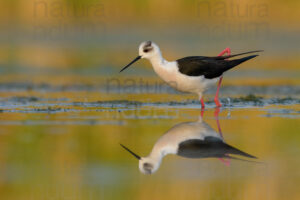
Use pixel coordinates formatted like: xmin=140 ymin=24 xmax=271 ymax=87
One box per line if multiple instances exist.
xmin=0 ymin=0 xmax=299 ymax=74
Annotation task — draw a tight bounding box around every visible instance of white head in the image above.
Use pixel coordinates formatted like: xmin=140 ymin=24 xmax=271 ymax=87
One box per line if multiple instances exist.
xmin=138 ymin=157 xmax=162 ymax=175
xmin=120 ymin=41 xmax=162 ymax=72
xmin=120 ymin=144 xmax=162 ymax=175
xmin=138 ymin=41 xmax=161 ymax=59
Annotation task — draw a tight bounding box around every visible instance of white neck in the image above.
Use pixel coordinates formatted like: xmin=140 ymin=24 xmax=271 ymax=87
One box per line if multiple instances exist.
xmin=147 ymin=148 xmax=163 ymax=162
xmin=148 ymin=52 xmax=168 ymax=68
xmin=145 ymin=145 xmax=169 ymax=167
xmin=147 ymin=140 xmax=176 ymax=161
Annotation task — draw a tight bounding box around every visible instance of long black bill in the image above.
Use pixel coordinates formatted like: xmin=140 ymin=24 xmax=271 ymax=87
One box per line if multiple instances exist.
xmin=120 ymin=144 xmax=141 ymax=160
xmin=120 ymin=56 xmax=141 ymax=73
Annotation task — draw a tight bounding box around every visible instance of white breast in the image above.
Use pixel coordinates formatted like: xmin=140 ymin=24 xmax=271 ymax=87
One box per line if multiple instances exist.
xmin=151 ymin=60 xmax=218 ymax=94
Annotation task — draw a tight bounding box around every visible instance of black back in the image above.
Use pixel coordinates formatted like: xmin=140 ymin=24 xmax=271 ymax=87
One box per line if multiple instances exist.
xmin=177 ymin=55 xmax=258 ymax=79
xmin=177 ymin=137 xmax=256 ymax=159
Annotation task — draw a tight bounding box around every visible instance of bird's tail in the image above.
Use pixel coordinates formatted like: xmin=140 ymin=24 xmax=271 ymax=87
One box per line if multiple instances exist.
xmin=224 ymin=155 xmax=265 ymax=164
xmin=224 ymin=55 xmax=258 ymax=72
xmin=224 ymin=143 xmax=257 ymax=159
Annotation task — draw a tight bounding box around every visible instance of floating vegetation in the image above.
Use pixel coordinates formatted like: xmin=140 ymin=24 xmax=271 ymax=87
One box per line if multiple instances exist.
xmin=230 ymin=94 xmax=264 ymax=106
xmin=269 ymin=97 xmax=300 ymax=104
xmin=5 ymin=96 xmax=39 ymax=103
xmin=0 ymin=94 xmax=298 ymax=114
xmin=73 ymin=100 xmax=143 ymax=108
xmin=31 ymin=106 xmax=66 ymax=113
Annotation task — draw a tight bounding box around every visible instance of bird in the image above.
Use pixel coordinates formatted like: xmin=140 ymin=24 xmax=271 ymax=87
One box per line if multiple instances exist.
xmin=120 ymin=115 xmax=258 ymax=175
xmin=120 ymin=41 xmax=263 ymax=108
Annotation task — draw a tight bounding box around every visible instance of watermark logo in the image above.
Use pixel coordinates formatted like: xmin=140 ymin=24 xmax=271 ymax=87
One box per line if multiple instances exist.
xmin=196 ymin=1 xmax=268 ymax=18
xmin=32 ymin=0 xmax=106 ymax=41
xmin=105 ymin=78 xmax=182 ymax=94
xmin=196 ymin=0 xmax=270 ymax=40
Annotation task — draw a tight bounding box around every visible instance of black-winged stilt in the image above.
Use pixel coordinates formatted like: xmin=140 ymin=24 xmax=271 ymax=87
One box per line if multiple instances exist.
xmin=120 ymin=112 xmax=258 ymax=174
xmin=120 ymin=41 xmax=262 ymax=108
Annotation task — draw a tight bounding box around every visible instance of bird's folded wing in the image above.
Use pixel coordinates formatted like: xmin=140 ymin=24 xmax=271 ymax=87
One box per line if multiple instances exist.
xmin=177 ymin=55 xmax=258 ymax=79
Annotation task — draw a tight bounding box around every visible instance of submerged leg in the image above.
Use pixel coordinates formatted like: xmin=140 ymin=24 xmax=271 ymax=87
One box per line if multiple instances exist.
xmin=200 ymin=109 xmax=205 ymax=119
xmin=200 ymin=109 xmax=204 ymax=120
xmin=218 ymin=158 xmax=231 ymax=166
xmin=215 ymin=48 xmax=231 ymax=107
xmin=214 ymin=107 xmax=223 ymax=138
xmin=214 ymin=107 xmax=231 ymax=166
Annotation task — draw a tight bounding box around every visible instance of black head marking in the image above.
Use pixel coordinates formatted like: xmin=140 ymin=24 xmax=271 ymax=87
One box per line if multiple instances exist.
xmin=143 ymin=41 xmax=153 ymax=53
xmin=144 ymin=41 xmax=152 ymax=48
xmin=143 ymin=162 xmax=153 ymax=174
xmin=143 ymin=162 xmax=153 ymax=169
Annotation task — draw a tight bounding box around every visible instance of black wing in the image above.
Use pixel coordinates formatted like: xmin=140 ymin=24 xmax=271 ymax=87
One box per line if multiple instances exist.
xmin=177 ymin=51 xmax=262 ymax=79
xmin=177 ymin=137 xmax=257 ymax=159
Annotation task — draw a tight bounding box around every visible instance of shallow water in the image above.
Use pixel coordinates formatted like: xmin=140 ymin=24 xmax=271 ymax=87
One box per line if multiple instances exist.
xmin=0 ymin=75 xmax=299 ymax=200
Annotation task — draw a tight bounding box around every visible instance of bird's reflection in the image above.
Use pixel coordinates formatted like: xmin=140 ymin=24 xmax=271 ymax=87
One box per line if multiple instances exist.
xmin=121 ymin=109 xmax=258 ymax=174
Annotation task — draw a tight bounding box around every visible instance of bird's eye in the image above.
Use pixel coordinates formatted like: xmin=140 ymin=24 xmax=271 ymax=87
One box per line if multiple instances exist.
xmin=143 ymin=47 xmax=153 ymax=53
xmin=143 ymin=163 xmax=153 ymax=169
xmin=143 ymin=163 xmax=153 ymax=174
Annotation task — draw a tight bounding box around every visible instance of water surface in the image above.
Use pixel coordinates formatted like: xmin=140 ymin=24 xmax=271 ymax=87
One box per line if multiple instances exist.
xmin=0 ymin=74 xmax=299 ymax=200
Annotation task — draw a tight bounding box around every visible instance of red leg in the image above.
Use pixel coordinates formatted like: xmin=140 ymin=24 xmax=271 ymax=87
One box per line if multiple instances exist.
xmin=200 ymin=109 xmax=204 ymax=118
xmin=199 ymin=96 xmax=205 ymax=118
xmin=217 ymin=47 xmax=231 ymax=57
xmin=214 ymin=76 xmax=223 ymax=107
xmin=200 ymin=97 xmax=205 ymax=109
xmin=215 ymin=48 xmax=231 ymax=107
